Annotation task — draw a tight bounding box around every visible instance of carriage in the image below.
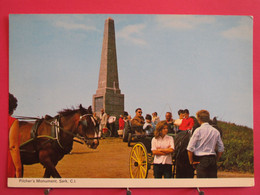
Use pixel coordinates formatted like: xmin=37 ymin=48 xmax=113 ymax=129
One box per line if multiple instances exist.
xmin=129 ymin=133 xmax=178 ymax=178
xmin=128 ymin=116 xmax=221 ymax=179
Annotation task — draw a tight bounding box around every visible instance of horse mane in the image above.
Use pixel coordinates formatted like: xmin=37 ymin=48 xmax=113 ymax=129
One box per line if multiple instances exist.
xmin=58 ymin=105 xmax=92 ymax=117
xmin=190 ymin=116 xmax=200 ymax=130
xmin=209 ymin=117 xmax=223 ymax=137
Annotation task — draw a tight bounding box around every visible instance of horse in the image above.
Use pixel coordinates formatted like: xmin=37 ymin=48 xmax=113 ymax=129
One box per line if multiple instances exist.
xmin=18 ymin=105 xmax=99 ymax=178
xmin=173 ymin=116 xmax=222 ymax=178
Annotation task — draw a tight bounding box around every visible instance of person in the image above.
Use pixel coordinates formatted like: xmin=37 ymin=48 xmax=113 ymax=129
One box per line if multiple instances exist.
xmin=107 ymin=114 xmax=117 ymax=137
xmin=174 ymin=109 xmax=184 ymax=126
xmin=93 ymin=112 xmax=100 ymax=123
xmin=99 ymin=108 xmax=108 ymax=139
xmin=143 ymin=114 xmax=155 ymax=135
xmin=152 ymin=112 xmax=160 ymax=125
xmin=131 ymin=108 xmax=145 ymax=135
xmin=151 ymin=121 xmax=174 ymax=178
xmin=174 ymin=109 xmax=184 ymax=133
xmin=93 ymin=112 xmax=101 ymax=127
xmin=123 ymin=115 xmax=132 ymax=142
xmin=119 ymin=115 xmax=125 ymax=131
xmin=187 ymin=110 xmax=224 ymax=178
xmin=179 ymin=109 xmax=194 ymax=131
xmin=165 ymin=112 xmax=174 ymax=134
xmin=125 ymin=115 xmax=132 ymax=126
xmin=8 ymin=93 xmax=22 ymax=178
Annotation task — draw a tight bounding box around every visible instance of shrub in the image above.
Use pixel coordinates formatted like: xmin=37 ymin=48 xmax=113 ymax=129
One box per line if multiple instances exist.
xmin=217 ymin=121 xmax=254 ymax=173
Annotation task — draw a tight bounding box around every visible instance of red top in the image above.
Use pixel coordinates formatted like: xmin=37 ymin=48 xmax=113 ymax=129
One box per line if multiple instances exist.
xmin=119 ymin=118 xmax=125 ymax=130
xmin=179 ymin=117 xmax=194 ymax=131
xmin=8 ymin=115 xmax=17 ymax=177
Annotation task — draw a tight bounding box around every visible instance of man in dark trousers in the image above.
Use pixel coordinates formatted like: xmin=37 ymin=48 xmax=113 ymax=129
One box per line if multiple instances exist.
xmin=187 ymin=110 xmax=224 ymax=178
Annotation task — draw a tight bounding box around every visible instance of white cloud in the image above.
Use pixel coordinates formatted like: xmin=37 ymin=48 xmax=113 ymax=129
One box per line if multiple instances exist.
xmin=117 ymin=24 xmax=147 ymax=46
xmin=221 ymin=17 xmax=253 ymax=41
xmin=155 ymin=15 xmax=216 ymax=30
xmin=55 ymin=20 xmax=97 ymax=32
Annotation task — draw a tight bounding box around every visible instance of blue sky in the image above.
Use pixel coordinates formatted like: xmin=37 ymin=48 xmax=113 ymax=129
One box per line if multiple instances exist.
xmin=9 ymin=14 xmax=253 ymax=128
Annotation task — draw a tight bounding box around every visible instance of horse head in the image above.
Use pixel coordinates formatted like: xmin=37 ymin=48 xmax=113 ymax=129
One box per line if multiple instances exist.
xmin=77 ymin=105 xmax=99 ymax=149
xmin=190 ymin=116 xmax=200 ymax=134
xmin=191 ymin=116 xmax=222 ymax=137
xmin=209 ymin=117 xmax=223 ymax=137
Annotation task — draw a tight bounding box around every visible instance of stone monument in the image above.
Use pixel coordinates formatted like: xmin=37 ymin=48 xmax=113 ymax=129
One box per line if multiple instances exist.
xmin=93 ymin=17 xmax=124 ymax=118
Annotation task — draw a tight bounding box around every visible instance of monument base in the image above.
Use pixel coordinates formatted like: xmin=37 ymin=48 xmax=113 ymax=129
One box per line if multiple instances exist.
xmin=93 ymin=92 xmax=124 ymax=117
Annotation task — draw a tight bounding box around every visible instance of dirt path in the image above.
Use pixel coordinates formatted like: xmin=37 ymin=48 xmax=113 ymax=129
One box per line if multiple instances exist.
xmin=23 ymin=137 xmax=254 ymax=178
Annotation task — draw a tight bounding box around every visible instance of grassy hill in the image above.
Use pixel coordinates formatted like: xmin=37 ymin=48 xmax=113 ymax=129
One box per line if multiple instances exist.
xmin=217 ymin=121 xmax=254 ymax=173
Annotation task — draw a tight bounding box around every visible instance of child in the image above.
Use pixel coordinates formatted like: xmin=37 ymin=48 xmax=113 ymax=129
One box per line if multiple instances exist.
xmin=151 ymin=121 xmax=174 ymax=178
xmin=174 ymin=109 xmax=184 ymax=133
xmin=152 ymin=112 xmax=160 ymax=125
xmin=143 ymin=114 xmax=155 ymax=135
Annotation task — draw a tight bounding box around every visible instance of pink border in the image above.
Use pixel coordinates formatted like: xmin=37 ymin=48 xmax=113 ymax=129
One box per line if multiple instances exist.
xmin=1 ymin=0 xmax=259 ymax=194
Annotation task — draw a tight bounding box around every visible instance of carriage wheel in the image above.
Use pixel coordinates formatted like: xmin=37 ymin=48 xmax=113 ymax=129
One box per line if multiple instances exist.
xmin=129 ymin=142 xmax=149 ymax=178
xmin=103 ymin=129 xmax=112 ymax=137
xmin=107 ymin=129 xmax=112 ymax=137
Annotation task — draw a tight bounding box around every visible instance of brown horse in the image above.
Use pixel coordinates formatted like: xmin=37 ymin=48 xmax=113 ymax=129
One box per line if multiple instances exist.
xmin=18 ymin=105 xmax=99 ymax=178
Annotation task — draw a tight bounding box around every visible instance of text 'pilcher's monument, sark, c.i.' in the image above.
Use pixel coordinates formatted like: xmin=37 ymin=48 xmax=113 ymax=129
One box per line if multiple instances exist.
xmin=92 ymin=17 xmax=124 ymax=117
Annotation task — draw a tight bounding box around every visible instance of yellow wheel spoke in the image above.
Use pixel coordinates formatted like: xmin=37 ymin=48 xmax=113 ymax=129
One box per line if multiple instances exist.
xmin=130 ymin=166 xmax=137 ymax=178
xmin=138 ymin=146 xmax=142 ymax=157
xmin=141 ymin=165 xmax=146 ymax=172
xmin=138 ymin=167 xmax=141 ymax=178
xmin=136 ymin=146 xmax=141 ymax=160
xmin=141 ymin=154 xmax=145 ymax=162
xmin=130 ymin=155 xmax=139 ymax=163
xmin=140 ymin=167 xmax=145 ymax=178
xmin=133 ymin=149 xmax=139 ymax=162
xmin=135 ymin=145 xmax=142 ymax=163
xmin=133 ymin=167 xmax=139 ymax=178
xmin=130 ymin=143 xmax=148 ymax=179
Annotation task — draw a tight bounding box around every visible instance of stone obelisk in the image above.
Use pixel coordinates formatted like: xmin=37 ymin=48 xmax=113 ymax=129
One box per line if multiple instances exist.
xmin=93 ymin=17 xmax=124 ymax=118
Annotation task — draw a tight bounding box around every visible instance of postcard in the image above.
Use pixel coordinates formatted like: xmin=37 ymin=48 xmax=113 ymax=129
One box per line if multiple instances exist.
xmin=8 ymin=14 xmax=254 ymax=188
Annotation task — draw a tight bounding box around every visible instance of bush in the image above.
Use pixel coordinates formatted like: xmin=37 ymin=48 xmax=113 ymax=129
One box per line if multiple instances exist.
xmin=217 ymin=121 xmax=254 ymax=173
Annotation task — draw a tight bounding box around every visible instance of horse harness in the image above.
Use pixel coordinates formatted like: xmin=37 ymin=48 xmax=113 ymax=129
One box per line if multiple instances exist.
xmin=174 ymin=130 xmax=192 ymax=160
xmin=19 ymin=114 xmax=98 ymax=155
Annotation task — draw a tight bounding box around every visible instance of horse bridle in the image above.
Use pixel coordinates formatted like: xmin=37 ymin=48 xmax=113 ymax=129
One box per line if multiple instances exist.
xmin=44 ymin=113 xmax=99 ymax=148
xmin=77 ymin=114 xmax=99 ymax=141
xmin=16 ymin=113 xmax=99 ymax=148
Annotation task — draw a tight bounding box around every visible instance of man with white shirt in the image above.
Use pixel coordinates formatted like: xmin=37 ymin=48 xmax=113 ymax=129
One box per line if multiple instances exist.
xmin=99 ymin=108 xmax=108 ymax=139
xmin=187 ymin=110 xmax=224 ymax=178
xmin=107 ymin=114 xmax=117 ymax=137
